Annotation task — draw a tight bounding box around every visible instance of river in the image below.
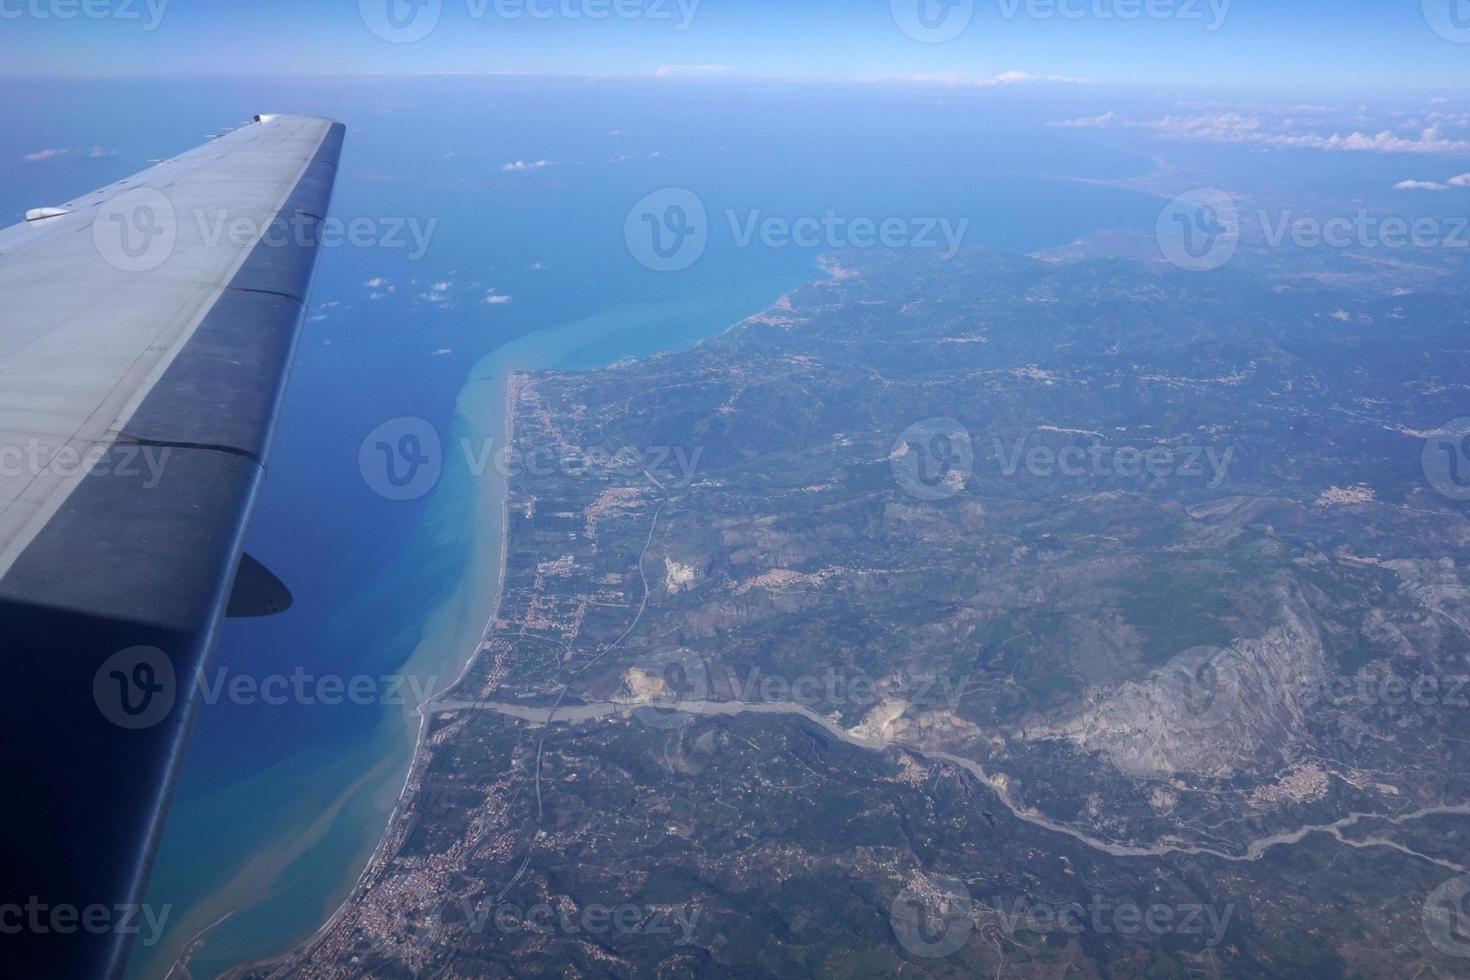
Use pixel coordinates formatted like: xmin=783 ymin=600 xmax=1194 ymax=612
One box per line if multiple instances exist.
xmin=437 ymin=697 xmax=1470 ymax=875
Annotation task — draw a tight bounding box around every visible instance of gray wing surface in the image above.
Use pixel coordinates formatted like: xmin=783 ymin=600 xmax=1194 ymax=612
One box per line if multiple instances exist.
xmin=0 ymin=114 xmax=344 ymax=978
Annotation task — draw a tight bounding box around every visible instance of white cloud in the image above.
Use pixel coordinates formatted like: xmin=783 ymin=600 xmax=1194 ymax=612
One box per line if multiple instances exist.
xmin=365 ymin=277 xmax=389 ymax=288
xmin=994 ymin=70 xmax=1075 ymax=84
xmin=1449 ymin=173 xmax=1470 ymax=187
xmin=24 ymin=145 xmax=117 ymax=162
xmin=654 ymin=65 xmax=734 ymax=79
xmin=1049 ymin=110 xmax=1470 ymax=154
xmin=1051 ymin=111 xmax=1121 ymax=128
xmin=864 ymin=70 xmax=1086 ymax=87
xmin=1427 ymin=110 xmax=1470 ymax=128
xmin=1393 ymin=179 xmax=1451 ymax=191
xmin=501 ymin=159 xmax=557 ymax=172
xmin=1295 ymin=128 xmax=1470 ymax=153
xmin=609 ymin=149 xmax=668 ymax=163
xmin=484 ymin=292 xmax=513 ymax=305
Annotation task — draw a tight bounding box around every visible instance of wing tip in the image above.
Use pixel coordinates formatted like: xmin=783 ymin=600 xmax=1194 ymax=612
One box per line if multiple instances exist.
xmin=255 ymin=112 xmax=343 ymax=127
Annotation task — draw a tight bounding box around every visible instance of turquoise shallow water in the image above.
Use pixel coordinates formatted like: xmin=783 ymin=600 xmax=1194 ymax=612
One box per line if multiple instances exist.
xmin=133 ymin=275 xmax=823 ymax=979
xmin=0 ymin=76 xmax=1166 ymax=980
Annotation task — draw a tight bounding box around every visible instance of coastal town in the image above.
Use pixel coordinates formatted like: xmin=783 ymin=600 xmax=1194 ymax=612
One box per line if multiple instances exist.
xmin=241 ymin=249 xmax=1470 ymax=978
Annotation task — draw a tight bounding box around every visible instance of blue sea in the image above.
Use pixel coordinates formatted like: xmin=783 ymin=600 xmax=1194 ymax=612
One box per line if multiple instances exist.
xmin=0 ymin=75 xmax=1164 ymax=978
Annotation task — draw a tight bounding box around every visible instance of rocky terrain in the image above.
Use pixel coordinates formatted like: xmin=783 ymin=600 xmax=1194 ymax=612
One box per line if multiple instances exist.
xmin=246 ymin=246 xmax=1470 ymax=978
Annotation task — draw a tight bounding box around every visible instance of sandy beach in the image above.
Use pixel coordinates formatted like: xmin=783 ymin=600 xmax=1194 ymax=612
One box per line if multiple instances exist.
xmin=141 ymin=275 xmax=817 ymax=980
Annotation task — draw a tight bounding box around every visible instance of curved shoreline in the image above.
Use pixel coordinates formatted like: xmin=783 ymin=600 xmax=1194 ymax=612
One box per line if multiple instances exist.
xmin=215 ymin=259 xmax=1470 ymax=976
xmin=164 ymin=913 xmax=234 ymax=980
xmin=216 ymin=275 xmax=822 ymax=979
xmin=215 ymin=369 xmax=520 ymax=980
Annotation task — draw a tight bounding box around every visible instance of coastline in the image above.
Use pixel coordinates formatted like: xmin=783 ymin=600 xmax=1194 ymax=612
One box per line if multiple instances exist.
xmin=201 ymin=272 xmax=820 ymax=979
xmin=216 ymin=365 xmax=521 ymax=980
xmin=219 ymin=372 xmax=522 ymax=979
xmin=163 ymin=913 xmax=234 ymax=980
xmin=364 ymin=367 xmax=523 ymax=888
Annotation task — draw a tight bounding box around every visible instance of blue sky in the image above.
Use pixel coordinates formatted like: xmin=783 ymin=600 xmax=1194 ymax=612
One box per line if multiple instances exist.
xmin=2 ymin=0 xmax=1469 ymax=91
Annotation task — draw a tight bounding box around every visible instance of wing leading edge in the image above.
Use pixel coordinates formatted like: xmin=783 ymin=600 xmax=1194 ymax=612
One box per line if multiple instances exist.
xmin=0 ymin=114 xmax=344 ymax=978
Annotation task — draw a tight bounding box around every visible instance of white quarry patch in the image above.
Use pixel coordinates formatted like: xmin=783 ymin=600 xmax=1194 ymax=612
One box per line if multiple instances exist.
xmin=849 ymin=699 xmax=910 ymax=742
xmin=664 ymin=559 xmax=697 ymax=592
xmin=1315 ymin=484 xmax=1376 ymax=507
xmin=623 ymin=668 xmax=667 ymax=702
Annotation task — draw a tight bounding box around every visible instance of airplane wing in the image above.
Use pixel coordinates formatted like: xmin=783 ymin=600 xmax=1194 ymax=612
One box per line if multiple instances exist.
xmin=0 ymin=114 xmax=344 ymax=978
